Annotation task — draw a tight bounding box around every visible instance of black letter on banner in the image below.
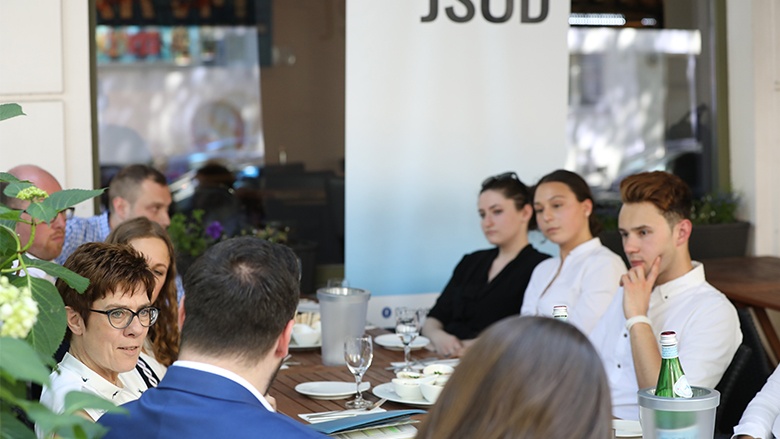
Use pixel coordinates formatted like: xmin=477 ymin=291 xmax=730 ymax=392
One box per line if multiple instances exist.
xmin=446 ymin=0 xmax=476 ymax=23
xmin=481 ymin=0 xmax=513 ymax=23
xmin=521 ymin=0 xmax=549 ymax=23
xmin=421 ymin=0 xmax=438 ymax=22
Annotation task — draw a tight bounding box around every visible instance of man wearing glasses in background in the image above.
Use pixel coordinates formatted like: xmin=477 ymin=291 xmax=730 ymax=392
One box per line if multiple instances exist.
xmin=99 ymin=237 xmax=324 ymax=438
xmin=0 ymin=164 xmax=71 ymax=283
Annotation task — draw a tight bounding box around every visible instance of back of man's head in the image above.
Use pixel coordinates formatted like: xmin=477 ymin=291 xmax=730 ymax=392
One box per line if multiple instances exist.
xmin=620 ymin=171 xmax=692 ymax=226
xmin=108 ymin=164 xmax=167 ymax=213
xmin=180 ymin=236 xmax=300 ymax=365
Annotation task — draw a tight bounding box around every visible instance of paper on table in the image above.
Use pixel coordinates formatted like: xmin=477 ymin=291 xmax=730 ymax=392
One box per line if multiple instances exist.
xmin=332 ymin=422 xmax=418 ymax=439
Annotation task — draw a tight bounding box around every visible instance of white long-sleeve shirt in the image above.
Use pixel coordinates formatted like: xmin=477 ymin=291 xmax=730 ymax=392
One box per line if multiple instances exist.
xmin=733 ymin=365 xmax=780 ymax=439
xmin=520 ymin=237 xmax=626 ymax=335
xmin=590 ymin=263 xmax=742 ymax=420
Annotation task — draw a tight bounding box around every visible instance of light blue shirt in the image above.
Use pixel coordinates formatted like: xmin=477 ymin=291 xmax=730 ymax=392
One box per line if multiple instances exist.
xmin=55 ymin=211 xmax=110 ymax=265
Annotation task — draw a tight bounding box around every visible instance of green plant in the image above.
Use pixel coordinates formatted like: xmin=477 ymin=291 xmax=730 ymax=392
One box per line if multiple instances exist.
xmin=0 ymin=103 xmax=124 ymax=439
xmin=691 ymin=192 xmax=741 ymax=225
xmin=167 ymin=209 xmax=225 ymax=259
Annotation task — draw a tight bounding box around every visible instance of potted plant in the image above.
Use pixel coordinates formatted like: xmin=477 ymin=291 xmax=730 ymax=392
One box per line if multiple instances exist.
xmin=0 ymin=103 xmax=123 ymax=438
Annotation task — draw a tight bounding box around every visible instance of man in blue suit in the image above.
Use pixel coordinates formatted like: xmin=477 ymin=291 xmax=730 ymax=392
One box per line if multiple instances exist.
xmin=100 ymin=236 xmax=325 ymax=438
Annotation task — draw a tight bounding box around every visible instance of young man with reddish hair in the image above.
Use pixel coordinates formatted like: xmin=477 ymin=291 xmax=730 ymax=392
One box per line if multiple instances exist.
xmin=589 ymin=171 xmax=741 ymax=420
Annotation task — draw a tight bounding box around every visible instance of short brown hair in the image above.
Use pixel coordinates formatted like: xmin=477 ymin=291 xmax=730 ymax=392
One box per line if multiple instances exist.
xmin=106 ymin=217 xmax=179 ymax=366
xmin=57 ymin=242 xmax=156 ymax=340
xmin=108 ymin=164 xmax=167 ymax=213
xmin=620 ymin=171 xmax=692 ymax=225
xmin=416 ymin=316 xmax=612 ymax=439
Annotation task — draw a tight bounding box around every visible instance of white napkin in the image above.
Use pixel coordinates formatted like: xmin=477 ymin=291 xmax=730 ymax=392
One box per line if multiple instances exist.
xmin=299 ymin=407 xmax=387 ymax=424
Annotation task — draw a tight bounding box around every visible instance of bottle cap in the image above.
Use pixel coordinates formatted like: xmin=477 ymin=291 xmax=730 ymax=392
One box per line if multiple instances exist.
xmin=659 ymin=330 xmax=678 ymax=346
xmin=552 ymin=305 xmax=568 ymax=319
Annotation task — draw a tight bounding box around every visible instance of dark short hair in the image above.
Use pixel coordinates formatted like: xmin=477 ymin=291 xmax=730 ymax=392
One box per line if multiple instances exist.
xmin=480 ymin=173 xmax=537 ymax=230
xmin=535 ymin=169 xmax=602 ymax=236
xmin=108 ymin=164 xmax=167 ymax=213
xmin=181 ymin=236 xmax=300 ymax=365
xmin=57 ymin=242 xmax=156 ymax=340
xmin=620 ymin=171 xmax=693 ymax=225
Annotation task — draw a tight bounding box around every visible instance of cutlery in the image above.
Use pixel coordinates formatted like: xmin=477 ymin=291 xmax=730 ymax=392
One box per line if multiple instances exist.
xmin=385 ymin=357 xmax=440 ymax=370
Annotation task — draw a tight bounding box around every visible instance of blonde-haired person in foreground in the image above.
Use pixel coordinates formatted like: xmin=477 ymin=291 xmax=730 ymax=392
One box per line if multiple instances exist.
xmin=415 ymin=316 xmax=612 ymax=439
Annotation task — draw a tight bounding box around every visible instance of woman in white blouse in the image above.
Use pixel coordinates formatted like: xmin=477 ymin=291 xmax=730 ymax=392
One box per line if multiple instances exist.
xmin=520 ymin=170 xmax=626 ymax=335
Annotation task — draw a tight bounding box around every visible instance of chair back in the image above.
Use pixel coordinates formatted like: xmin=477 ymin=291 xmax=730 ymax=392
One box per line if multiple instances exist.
xmin=714 ymin=307 xmax=774 ymax=434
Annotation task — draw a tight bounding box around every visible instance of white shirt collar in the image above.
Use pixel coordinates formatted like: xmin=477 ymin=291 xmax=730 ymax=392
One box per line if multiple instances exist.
xmin=654 ymin=261 xmax=706 ymax=302
xmin=568 ymin=237 xmax=603 ymax=258
xmin=172 ymin=360 xmax=275 ymax=412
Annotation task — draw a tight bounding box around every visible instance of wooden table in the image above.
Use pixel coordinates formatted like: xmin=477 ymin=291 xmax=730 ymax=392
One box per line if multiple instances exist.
xmin=270 ymin=328 xmax=432 ymax=423
xmin=702 ymin=256 xmax=780 ymax=363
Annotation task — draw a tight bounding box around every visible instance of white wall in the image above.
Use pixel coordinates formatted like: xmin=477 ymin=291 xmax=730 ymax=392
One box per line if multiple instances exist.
xmin=0 ymin=0 xmax=96 ymax=215
xmin=727 ymin=0 xmax=780 ymax=257
xmin=345 ymin=0 xmax=570 ymax=310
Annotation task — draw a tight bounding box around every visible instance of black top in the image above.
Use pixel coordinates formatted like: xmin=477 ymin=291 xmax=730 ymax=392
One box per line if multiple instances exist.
xmin=427 ymin=245 xmax=550 ymax=340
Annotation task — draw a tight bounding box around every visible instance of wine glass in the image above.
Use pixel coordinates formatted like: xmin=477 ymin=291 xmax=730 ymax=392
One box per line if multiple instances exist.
xmin=395 ymin=307 xmax=421 ymax=372
xmin=344 ymin=335 xmax=374 ymax=409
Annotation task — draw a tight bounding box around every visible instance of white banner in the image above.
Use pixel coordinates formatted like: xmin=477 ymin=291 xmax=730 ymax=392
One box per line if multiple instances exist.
xmin=346 ymin=0 xmax=570 ymax=301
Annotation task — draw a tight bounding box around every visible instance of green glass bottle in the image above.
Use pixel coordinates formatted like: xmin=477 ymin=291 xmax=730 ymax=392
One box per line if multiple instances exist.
xmin=656 ymin=331 xmax=692 ymax=398
xmin=654 ymin=331 xmax=697 ymax=439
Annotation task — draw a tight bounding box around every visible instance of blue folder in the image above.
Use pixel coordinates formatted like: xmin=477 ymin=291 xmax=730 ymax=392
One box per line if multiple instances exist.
xmin=307 ymin=409 xmax=427 ymax=435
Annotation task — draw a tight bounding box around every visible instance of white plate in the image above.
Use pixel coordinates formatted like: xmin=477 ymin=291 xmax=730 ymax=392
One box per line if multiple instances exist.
xmin=612 ymin=419 xmax=643 ymax=438
xmin=289 ymin=338 xmax=321 ymax=350
xmin=371 ymin=382 xmax=435 ymax=406
xmin=374 ymin=334 xmax=430 ymax=351
xmin=295 ymin=381 xmax=371 ymax=400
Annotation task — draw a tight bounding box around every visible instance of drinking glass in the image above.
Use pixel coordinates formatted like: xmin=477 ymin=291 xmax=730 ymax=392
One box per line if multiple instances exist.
xmin=327 ymin=278 xmax=349 ymax=288
xmin=344 ymin=334 xmax=374 ymax=409
xmin=395 ymin=307 xmax=421 ymax=372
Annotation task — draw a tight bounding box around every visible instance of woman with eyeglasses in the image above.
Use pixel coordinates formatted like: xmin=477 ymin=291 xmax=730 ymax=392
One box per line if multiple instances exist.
xmin=520 ymin=169 xmax=626 ymax=335
xmin=107 ymin=217 xmax=180 ymax=384
xmin=421 ymin=172 xmax=550 ymax=357
xmin=39 ymin=242 xmax=158 ymax=424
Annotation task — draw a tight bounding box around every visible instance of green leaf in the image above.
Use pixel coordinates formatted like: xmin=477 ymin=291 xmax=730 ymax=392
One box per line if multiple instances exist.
xmin=0 ymin=204 xmax=22 ymax=221
xmin=25 ymin=189 xmax=104 ymax=224
xmin=0 ymin=223 xmax=19 ymax=263
xmin=44 ymin=189 xmax=105 ymax=212
xmin=24 ymin=202 xmax=58 ymax=224
xmin=2 ymin=180 xmax=34 ymax=199
xmin=21 ymin=255 xmax=89 ymax=293
xmin=23 ymin=401 xmax=111 ymax=439
xmin=0 ymin=337 xmax=51 ymax=385
xmin=0 ymin=373 xmax=28 ymax=403
xmin=62 ymin=392 xmax=127 ymax=416
xmin=0 ymin=172 xmax=22 ymax=184
xmin=10 ymin=276 xmax=67 ymax=357
xmin=0 ymin=103 xmax=26 ymax=122
xmin=0 ymin=410 xmax=36 ymax=439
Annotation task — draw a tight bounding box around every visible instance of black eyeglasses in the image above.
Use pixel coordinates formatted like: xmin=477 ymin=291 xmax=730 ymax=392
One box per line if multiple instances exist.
xmin=90 ymin=306 xmax=159 ymax=329
xmin=481 ymin=172 xmax=519 ymax=189
xmin=58 ymin=207 xmax=75 ymax=221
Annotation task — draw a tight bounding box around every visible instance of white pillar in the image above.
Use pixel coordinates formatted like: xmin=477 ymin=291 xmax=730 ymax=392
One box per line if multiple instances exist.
xmin=0 ymin=0 xmax=96 ymax=215
xmin=727 ymin=0 xmax=780 ymax=257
